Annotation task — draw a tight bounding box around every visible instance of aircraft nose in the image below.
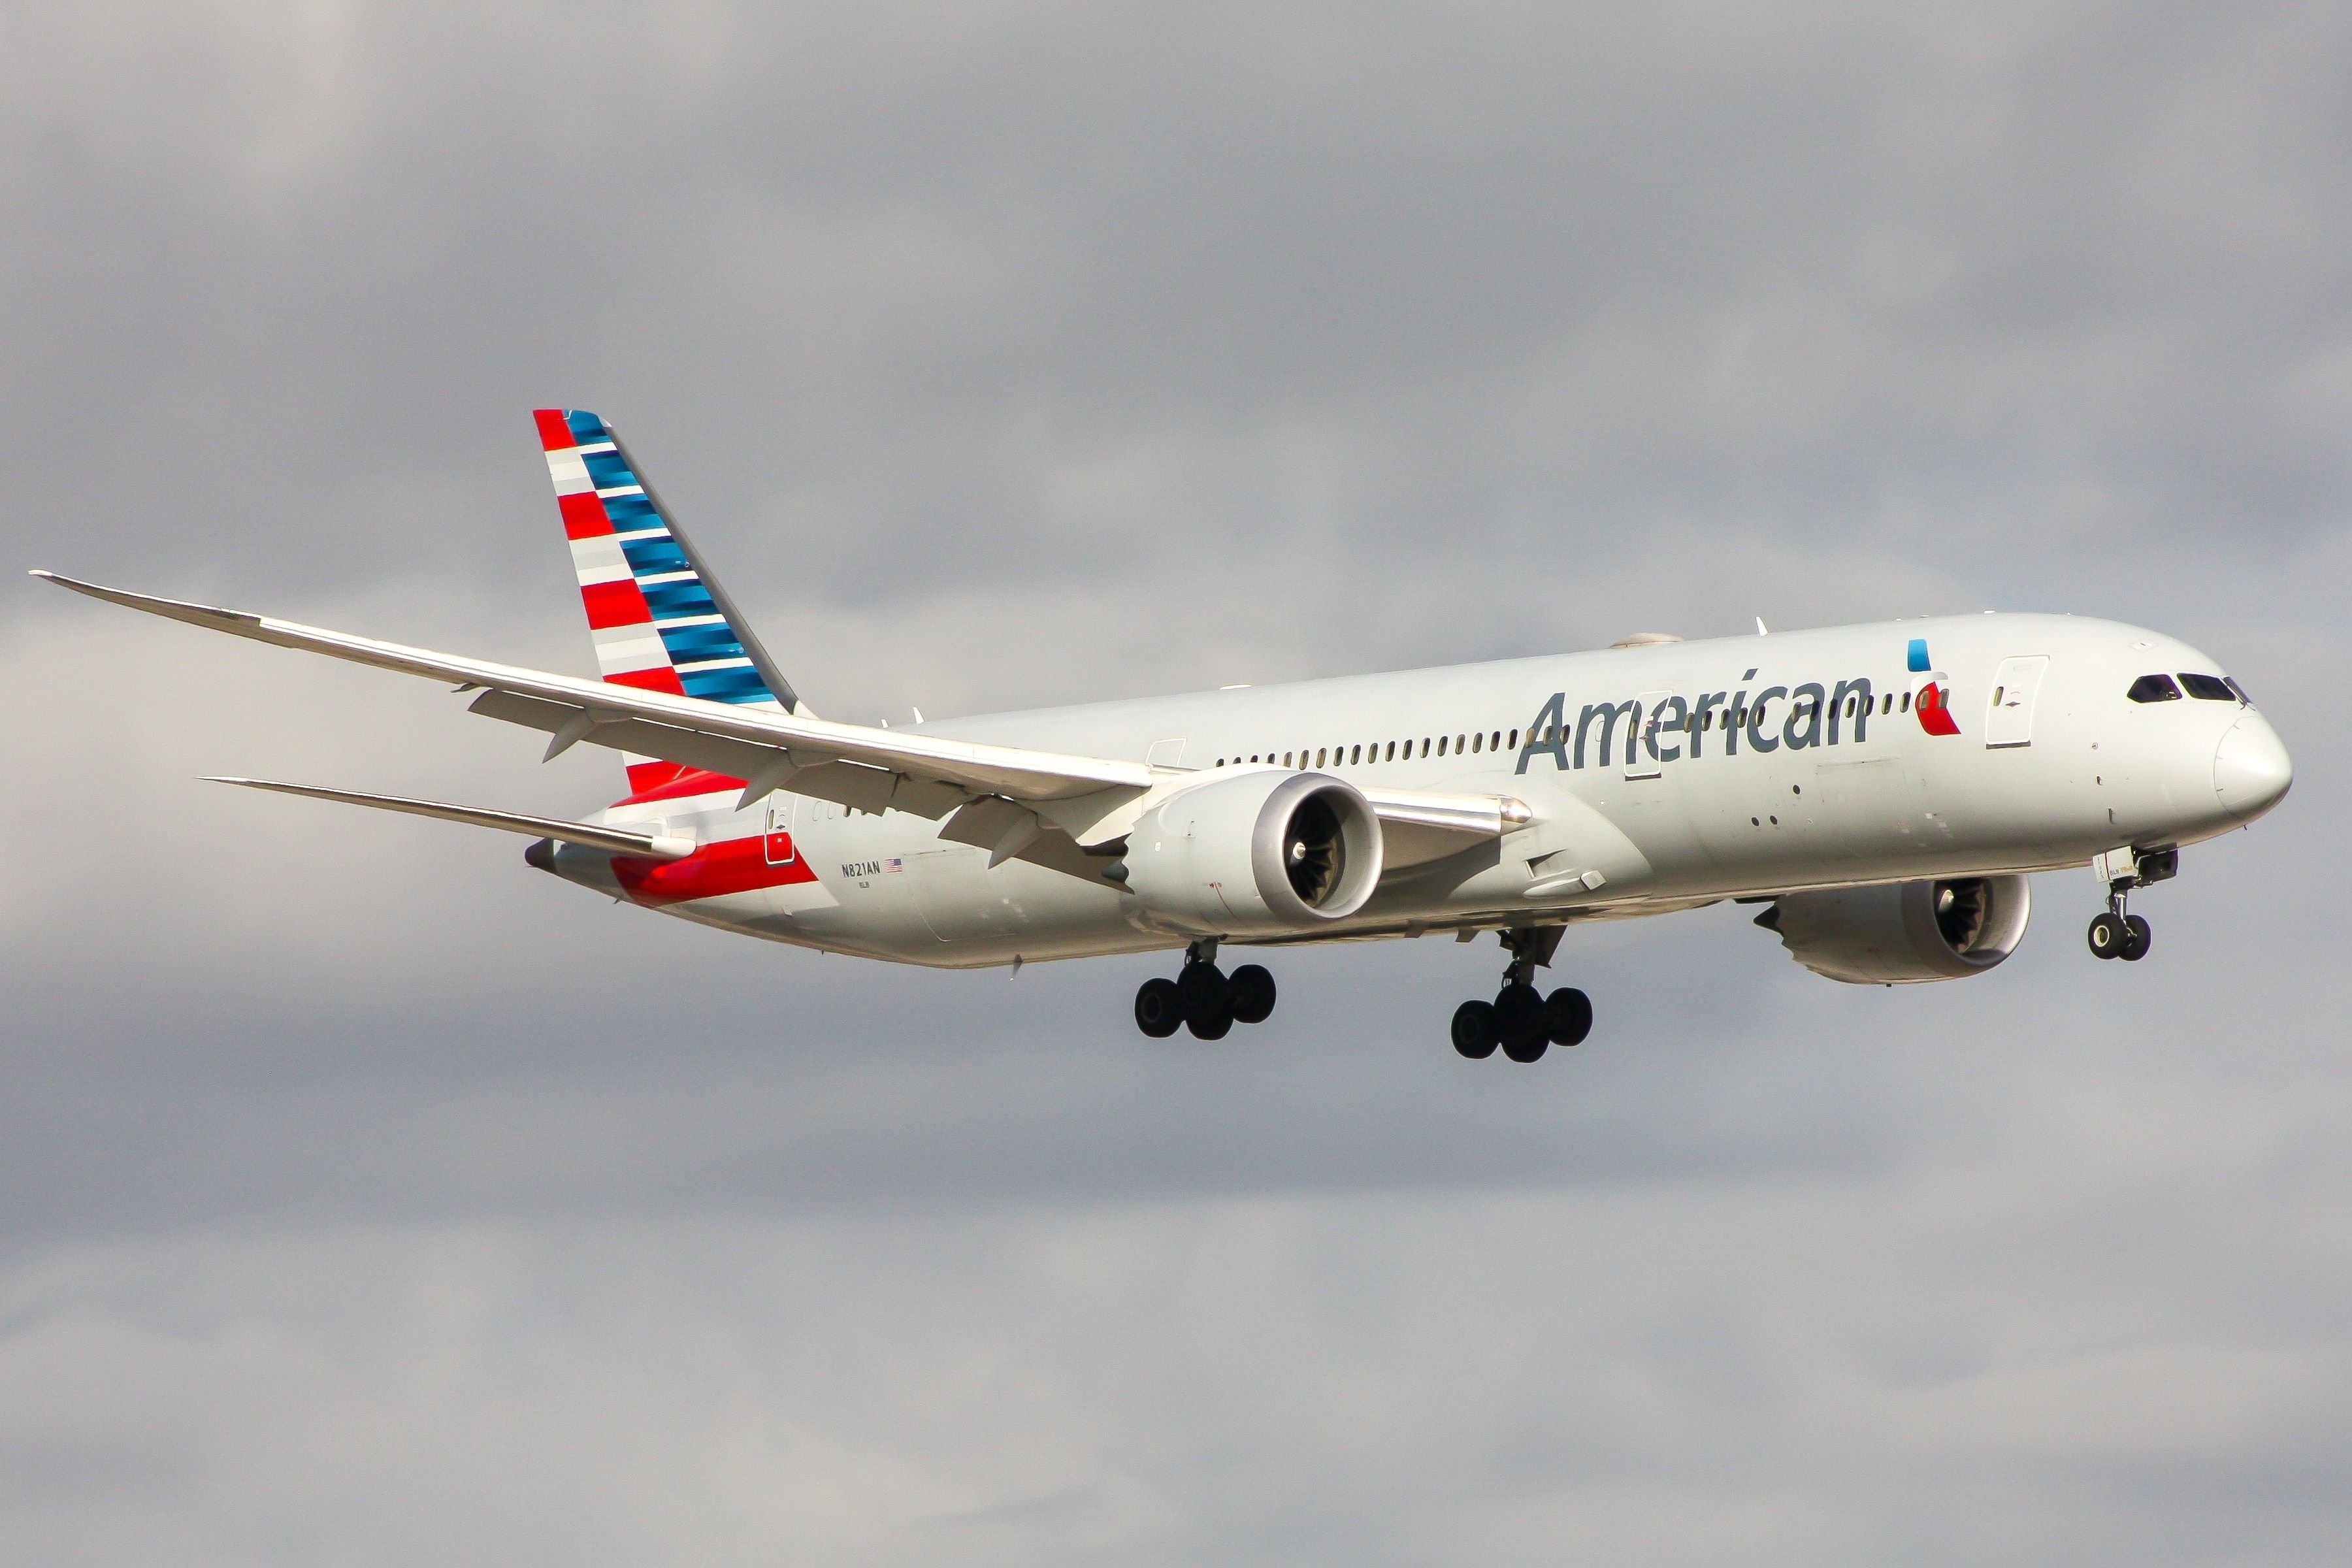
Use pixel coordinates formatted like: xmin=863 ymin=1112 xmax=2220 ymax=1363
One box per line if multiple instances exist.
xmin=2213 ymin=714 xmax=2293 ymax=822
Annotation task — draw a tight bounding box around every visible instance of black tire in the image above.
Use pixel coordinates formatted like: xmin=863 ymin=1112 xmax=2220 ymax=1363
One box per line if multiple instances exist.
xmin=1545 ymin=987 xmax=1593 ymax=1047
xmin=1451 ymin=1000 xmax=1498 ymax=1059
xmin=1177 ymin=962 xmax=1228 ymax=1021
xmin=1228 ymin=964 xmax=1277 ymax=1024
xmin=1186 ymin=1007 xmax=1233 ymax=1040
xmin=2121 ymin=914 xmax=2151 ymax=962
xmin=1134 ymin=977 xmax=1183 ymax=1037
xmin=2087 ymin=911 xmax=2127 ymax=959
xmin=1495 ymin=982 xmax=1548 ymax=1059
xmin=1502 ymin=1030 xmax=1548 ymax=1064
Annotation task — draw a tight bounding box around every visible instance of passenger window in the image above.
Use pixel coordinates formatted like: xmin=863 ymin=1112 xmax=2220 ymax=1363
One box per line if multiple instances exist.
xmin=2128 ymin=674 xmax=2182 ymax=703
xmin=1471 ymin=733 xmax=1482 ymax=753
xmin=1900 ymin=691 xmax=1910 ymax=712
xmin=2178 ymin=673 xmax=2234 ymax=702
xmin=1349 ymin=744 xmax=1362 ymax=764
xmin=1386 ymin=741 xmax=1396 ymax=760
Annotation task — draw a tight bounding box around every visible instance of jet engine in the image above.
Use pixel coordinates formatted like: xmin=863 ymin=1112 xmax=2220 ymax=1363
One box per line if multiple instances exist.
xmin=1755 ymin=874 xmax=2032 ymax=984
xmin=1120 ymin=770 xmax=1384 ymax=937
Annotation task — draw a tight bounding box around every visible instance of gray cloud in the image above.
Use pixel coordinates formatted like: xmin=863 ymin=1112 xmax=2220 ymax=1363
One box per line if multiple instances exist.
xmin=4 ymin=3 xmax=2349 ymax=1563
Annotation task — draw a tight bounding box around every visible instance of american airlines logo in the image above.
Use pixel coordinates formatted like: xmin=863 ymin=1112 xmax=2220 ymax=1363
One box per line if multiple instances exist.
xmin=1514 ymin=640 xmax=1959 ymax=776
xmin=1908 ymin=637 xmax=1959 ymax=737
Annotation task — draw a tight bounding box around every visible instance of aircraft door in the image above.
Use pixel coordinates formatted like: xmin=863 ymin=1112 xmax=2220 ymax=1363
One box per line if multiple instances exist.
xmin=1984 ymin=656 xmax=2050 ymax=749
xmin=764 ymin=800 xmax=796 ymax=865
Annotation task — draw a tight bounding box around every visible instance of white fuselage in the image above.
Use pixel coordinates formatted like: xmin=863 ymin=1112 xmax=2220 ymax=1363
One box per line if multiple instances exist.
xmin=552 ymin=613 xmax=2290 ymax=968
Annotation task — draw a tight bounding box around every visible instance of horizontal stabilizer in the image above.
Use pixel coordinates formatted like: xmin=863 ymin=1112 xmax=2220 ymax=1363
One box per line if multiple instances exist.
xmin=204 ymin=777 xmax=695 ymax=859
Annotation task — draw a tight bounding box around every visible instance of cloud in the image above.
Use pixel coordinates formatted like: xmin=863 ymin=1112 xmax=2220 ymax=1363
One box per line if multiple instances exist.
xmin=4 ymin=1 xmax=2349 ymax=1561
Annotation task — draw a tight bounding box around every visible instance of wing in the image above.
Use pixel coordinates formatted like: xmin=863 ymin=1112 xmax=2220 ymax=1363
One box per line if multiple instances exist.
xmin=34 ymin=572 xmax=1527 ymax=873
xmin=33 ymin=572 xmax=1149 ymax=813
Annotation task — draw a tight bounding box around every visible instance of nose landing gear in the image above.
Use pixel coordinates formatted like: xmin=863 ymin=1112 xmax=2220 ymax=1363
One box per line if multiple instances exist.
xmin=1453 ymin=926 xmax=1590 ymax=1062
xmin=1134 ymin=941 xmax=1278 ymax=1039
xmin=2087 ymin=907 xmax=2152 ymax=962
xmin=2087 ymin=847 xmax=2170 ymax=963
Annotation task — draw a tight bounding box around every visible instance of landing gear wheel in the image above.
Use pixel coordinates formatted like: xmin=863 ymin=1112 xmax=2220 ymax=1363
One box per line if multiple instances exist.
xmin=1545 ymin=987 xmax=1593 ymax=1047
xmin=2121 ymin=914 xmax=2151 ymax=962
xmin=2087 ymin=911 xmax=2127 ymax=960
xmin=1495 ymin=983 xmax=1548 ymax=1062
xmin=1451 ymin=1000 xmax=1499 ymax=1059
xmin=1134 ymin=977 xmax=1183 ymax=1037
xmin=1177 ymin=962 xmax=1228 ymax=1021
xmin=1186 ymin=1007 xmax=1233 ymax=1040
xmin=1227 ymin=964 xmax=1277 ymax=1024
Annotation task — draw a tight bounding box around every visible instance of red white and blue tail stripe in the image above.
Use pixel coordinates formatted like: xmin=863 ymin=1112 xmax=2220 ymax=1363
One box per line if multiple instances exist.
xmin=535 ymin=407 xmax=802 ymax=796
xmin=535 ymin=408 xmax=797 ymax=711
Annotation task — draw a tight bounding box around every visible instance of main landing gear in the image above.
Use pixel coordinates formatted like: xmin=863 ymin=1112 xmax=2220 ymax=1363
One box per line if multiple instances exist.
xmin=2086 ymin=845 xmax=2176 ymax=963
xmin=1451 ymin=926 xmax=1591 ymax=1062
xmin=1134 ymin=941 xmax=1278 ymax=1039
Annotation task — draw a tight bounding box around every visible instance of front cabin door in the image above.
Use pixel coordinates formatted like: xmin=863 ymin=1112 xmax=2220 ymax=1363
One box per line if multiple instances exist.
xmin=1984 ymin=656 xmax=2050 ymax=749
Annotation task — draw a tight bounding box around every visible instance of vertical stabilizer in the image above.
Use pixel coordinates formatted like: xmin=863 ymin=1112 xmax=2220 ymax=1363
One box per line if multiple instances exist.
xmin=533 ymin=408 xmax=805 ymax=794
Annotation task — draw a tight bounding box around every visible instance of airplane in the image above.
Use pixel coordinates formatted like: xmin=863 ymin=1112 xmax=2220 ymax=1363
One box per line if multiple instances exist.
xmin=33 ymin=408 xmax=2294 ymax=1061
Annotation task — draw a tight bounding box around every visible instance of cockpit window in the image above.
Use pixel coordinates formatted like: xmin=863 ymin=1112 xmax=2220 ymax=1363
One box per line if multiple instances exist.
xmin=2127 ymin=674 xmax=2181 ymax=704
xmin=2178 ymin=673 xmax=2236 ymax=702
xmin=2225 ymin=676 xmax=2255 ymax=707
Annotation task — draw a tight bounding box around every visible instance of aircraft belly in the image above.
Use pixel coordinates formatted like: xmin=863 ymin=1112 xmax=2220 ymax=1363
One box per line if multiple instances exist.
xmin=757 ymin=806 xmax=1141 ymax=966
xmin=904 ymin=846 xmax=1126 ymax=947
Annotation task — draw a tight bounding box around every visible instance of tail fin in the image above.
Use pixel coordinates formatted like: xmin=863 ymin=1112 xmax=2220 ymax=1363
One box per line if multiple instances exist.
xmin=534 ymin=408 xmax=804 ymax=794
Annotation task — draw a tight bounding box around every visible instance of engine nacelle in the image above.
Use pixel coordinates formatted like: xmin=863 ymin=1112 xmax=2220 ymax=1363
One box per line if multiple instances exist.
xmin=1121 ymin=771 xmax=1384 ymax=937
xmin=1757 ymin=874 xmax=2032 ymax=984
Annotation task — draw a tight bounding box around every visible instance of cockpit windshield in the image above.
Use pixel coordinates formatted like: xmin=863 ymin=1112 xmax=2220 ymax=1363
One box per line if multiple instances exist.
xmin=2179 ymin=673 xmax=2237 ymax=702
xmin=2127 ymin=674 xmax=2181 ymax=704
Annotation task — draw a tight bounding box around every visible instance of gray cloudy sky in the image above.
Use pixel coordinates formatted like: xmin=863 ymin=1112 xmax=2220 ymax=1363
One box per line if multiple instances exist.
xmin=5 ymin=3 xmax=2351 ymax=1563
